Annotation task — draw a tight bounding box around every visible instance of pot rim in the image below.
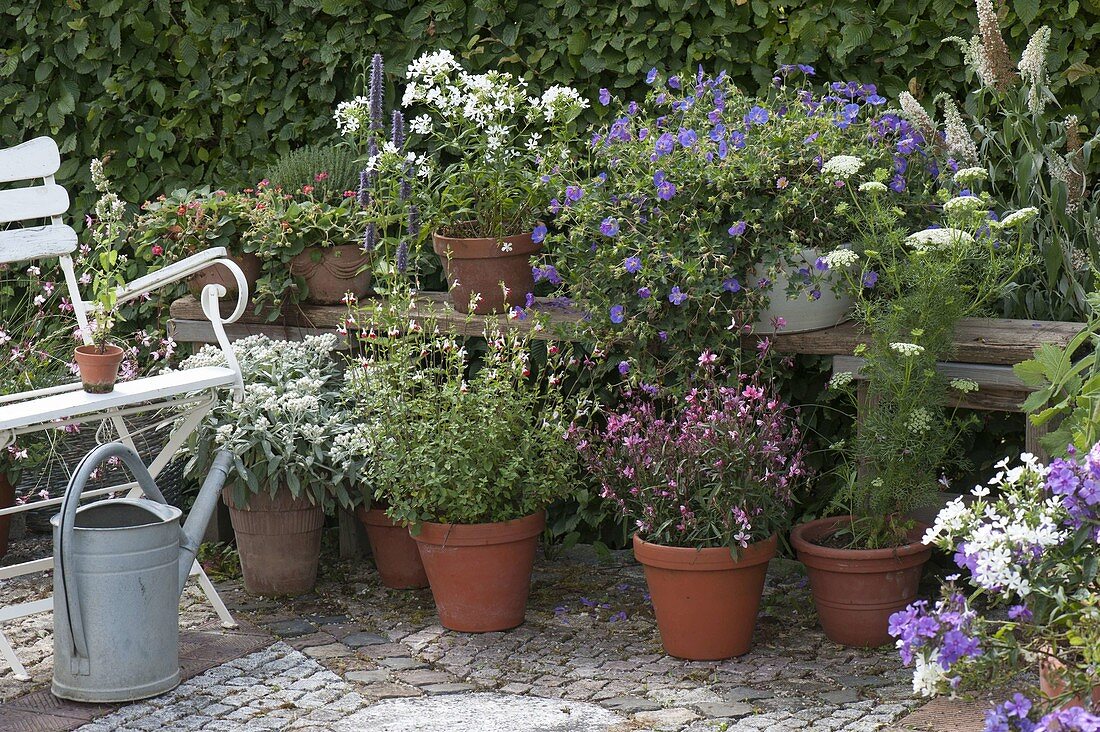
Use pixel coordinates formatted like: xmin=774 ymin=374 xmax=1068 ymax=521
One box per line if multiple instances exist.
xmin=791 ymin=515 xmax=930 ymax=561
xmin=431 ymin=230 xmax=541 ymax=260
xmin=633 ymin=533 xmax=777 ymax=571
xmin=74 ymin=344 xmax=124 ymax=358
xmin=357 ymin=506 xmax=401 ymax=528
xmin=412 ymin=510 xmax=546 ymax=547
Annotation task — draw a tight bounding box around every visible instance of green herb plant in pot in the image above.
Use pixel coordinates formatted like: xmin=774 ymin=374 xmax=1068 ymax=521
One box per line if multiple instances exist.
xmin=794 ymin=157 xmax=1037 ymax=647
xmin=355 ymin=290 xmax=578 ymax=631
xmin=571 ymin=357 xmax=808 ymax=660
xmin=182 ymin=334 xmax=349 ymax=595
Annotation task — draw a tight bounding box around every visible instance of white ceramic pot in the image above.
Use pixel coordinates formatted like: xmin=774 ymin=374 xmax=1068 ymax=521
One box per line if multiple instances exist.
xmin=753 ymin=248 xmax=853 ymax=334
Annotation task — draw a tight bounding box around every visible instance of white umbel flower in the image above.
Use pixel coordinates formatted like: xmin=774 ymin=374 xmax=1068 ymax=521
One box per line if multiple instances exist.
xmin=822 ymin=248 xmax=859 ymax=268
xmin=859 ymin=181 xmax=888 ymax=194
xmin=890 ymin=342 xmax=926 ymax=356
xmin=821 ymin=155 xmax=864 ymax=179
xmin=944 ymin=195 xmax=985 ymax=214
xmin=906 ymin=228 xmax=975 ymax=250
xmin=998 ymin=207 xmax=1039 ymax=228
xmin=954 ymin=167 xmax=989 ymax=184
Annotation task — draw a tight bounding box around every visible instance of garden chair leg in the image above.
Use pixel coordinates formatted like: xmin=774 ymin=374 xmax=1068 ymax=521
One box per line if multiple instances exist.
xmin=0 ymin=628 xmax=29 ymax=681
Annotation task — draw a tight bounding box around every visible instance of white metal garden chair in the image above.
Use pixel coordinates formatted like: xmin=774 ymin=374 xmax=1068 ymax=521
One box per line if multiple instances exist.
xmin=0 ymin=136 xmax=246 ymax=680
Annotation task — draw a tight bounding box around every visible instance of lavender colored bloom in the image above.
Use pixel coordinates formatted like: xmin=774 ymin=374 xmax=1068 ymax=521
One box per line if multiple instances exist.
xmin=601 ymin=217 xmax=621 ymax=237
xmin=395 ymin=240 xmax=408 ymax=273
xmin=722 ymin=278 xmax=741 ymax=293
xmin=867 ymin=94 xmax=886 ymax=105
xmin=617 ymin=360 xmax=631 ymax=376
xmin=565 ymin=185 xmax=584 ymax=202
xmin=598 ymin=87 xmax=611 ymax=105
xmin=532 ymin=224 xmax=548 ymax=243
xmin=646 ymin=67 xmax=658 ymax=84
xmin=610 ymin=305 xmax=625 ymax=324
xmin=358 ymin=170 xmax=371 ymax=207
xmin=668 ymin=75 xmax=681 ymax=89
xmin=1007 ymin=604 xmax=1032 ymax=622
xmin=637 ymin=286 xmax=651 ymax=298
xmin=406 ymin=204 xmax=420 ymax=238
xmin=654 ymin=132 xmax=675 ymax=156
xmin=532 ymin=264 xmax=562 ymax=285
xmin=730 ymin=130 xmax=746 ymax=149
xmin=744 ymin=105 xmax=769 ymax=126
xmin=658 ymin=331 xmax=668 ymax=341
xmin=668 ymin=286 xmax=687 ymax=305
xmin=678 ymin=128 xmax=697 ymax=147
xmin=889 ymin=175 xmax=907 ymax=193
xmin=728 ymin=221 xmax=747 ymax=237
xmin=391 ymin=110 xmax=405 ymax=148
xmin=815 ymin=257 xmax=829 ymax=271
xmin=362 ymin=223 xmax=377 ymax=252
xmin=862 ymin=270 xmax=879 ymax=288
xmin=623 ymin=256 xmax=641 ymax=273
xmin=369 ymin=53 xmax=384 ymax=131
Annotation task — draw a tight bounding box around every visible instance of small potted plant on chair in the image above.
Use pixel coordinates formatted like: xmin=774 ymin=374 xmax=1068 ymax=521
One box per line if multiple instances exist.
xmin=792 ymin=159 xmax=1037 ymax=647
xmin=74 ymin=159 xmax=129 ymax=393
xmin=571 ymin=358 xmax=808 ymax=660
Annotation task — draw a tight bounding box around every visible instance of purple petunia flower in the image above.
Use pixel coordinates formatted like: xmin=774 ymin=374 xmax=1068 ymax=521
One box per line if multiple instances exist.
xmin=624 ymin=256 xmax=641 ymax=273
xmin=532 ymin=224 xmax=548 ymax=243
xmin=601 ymin=217 xmax=621 ymax=237
xmin=668 ymin=287 xmax=687 ymax=305
xmin=598 ymin=87 xmax=611 ymax=105
xmin=610 ymin=305 xmax=625 ymax=324
xmin=728 ymin=221 xmax=747 ymax=237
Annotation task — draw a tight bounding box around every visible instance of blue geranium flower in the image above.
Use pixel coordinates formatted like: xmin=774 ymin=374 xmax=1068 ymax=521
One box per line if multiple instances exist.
xmin=668 ymin=287 xmax=687 ymax=305
xmin=655 ymin=132 xmax=675 ymax=156
xmin=722 ymin=278 xmax=741 ymax=293
xmin=744 ymin=105 xmax=769 ymax=126
xmin=532 ymin=224 xmax=547 ymax=243
xmin=601 ymin=217 xmax=621 ymax=237
xmin=623 ymin=255 xmax=641 ymax=273
xmin=678 ymin=128 xmax=697 ymax=147
xmin=609 ymin=305 xmax=625 ymax=324
xmin=598 ymin=88 xmax=611 ymax=105
xmin=646 ymin=68 xmax=658 ymax=84
xmin=728 ymin=221 xmax=747 ymax=237
xmin=637 ymin=286 xmax=651 ymax=299
xmin=730 ymin=131 xmax=746 ymax=149
xmin=618 ymin=360 xmax=631 ymax=376
xmin=565 ymin=185 xmax=584 ymax=202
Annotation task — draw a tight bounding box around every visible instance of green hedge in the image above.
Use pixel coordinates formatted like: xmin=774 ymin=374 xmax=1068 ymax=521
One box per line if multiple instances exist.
xmin=4 ymin=0 xmax=1099 ymax=214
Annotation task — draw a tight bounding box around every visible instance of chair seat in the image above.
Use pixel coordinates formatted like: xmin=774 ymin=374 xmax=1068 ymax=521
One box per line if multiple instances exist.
xmin=0 ymin=366 xmax=236 ymax=431
xmin=0 ymin=224 xmax=78 ymax=262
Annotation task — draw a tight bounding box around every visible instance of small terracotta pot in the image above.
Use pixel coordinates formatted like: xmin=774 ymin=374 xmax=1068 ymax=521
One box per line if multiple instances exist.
xmin=1041 ymin=653 xmax=1100 ymax=710
xmin=187 ymin=253 xmax=261 ymax=299
xmin=791 ymin=515 xmax=931 ymax=647
xmin=290 ymin=244 xmax=372 ymax=304
xmin=431 ymin=230 xmax=541 ymax=314
xmin=0 ymin=472 xmax=15 ymax=560
xmin=634 ymin=534 xmax=777 ymax=660
xmin=412 ymin=511 xmax=545 ymax=632
xmin=74 ymin=344 xmax=125 ymax=394
xmin=356 ymin=506 xmax=429 ymax=589
xmin=223 ymin=487 xmax=324 ymax=596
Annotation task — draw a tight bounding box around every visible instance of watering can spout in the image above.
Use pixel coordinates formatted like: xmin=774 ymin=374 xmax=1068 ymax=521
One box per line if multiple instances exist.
xmin=178 ymin=450 xmax=235 ymax=596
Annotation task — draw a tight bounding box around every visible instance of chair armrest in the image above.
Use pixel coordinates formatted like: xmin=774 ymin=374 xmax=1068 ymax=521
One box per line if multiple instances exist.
xmin=115 ymin=247 xmax=248 ymax=324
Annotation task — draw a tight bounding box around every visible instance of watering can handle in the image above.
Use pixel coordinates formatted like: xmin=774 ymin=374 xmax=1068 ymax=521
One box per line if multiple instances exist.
xmin=57 ymin=442 xmax=166 ymax=676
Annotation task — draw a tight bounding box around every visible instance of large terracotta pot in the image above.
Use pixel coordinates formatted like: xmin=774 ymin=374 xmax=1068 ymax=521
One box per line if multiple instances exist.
xmin=187 ymin=253 xmax=261 ymax=299
xmin=431 ymin=230 xmax=541 ymax=315
xmin=753 ymin=247 xmax=853 ymax=333
xmin=634 ymin=533 xmax=777 ymax=660
xmin=1041 ymin=653 xmax=1100 ymax=710
xmin=223 ymin=487 xmax=324 ymax=595
xmin=412 ymin=511 xmax=545 ymax=632
xmin=0 ymin=473 xmax=14 ymax=560
xmin=290 ymin=244 xmax=371 ymax=305
xmin=791 ymin=515 xmax=931 ymax=647
xmin=356 ymin=506 xmax=429 ymax=589
xmin=74 ymin=344 xmax=125 ymax=394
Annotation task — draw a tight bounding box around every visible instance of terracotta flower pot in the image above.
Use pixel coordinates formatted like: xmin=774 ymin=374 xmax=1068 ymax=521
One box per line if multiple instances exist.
xmin=791 ymin=515 xmax=931 ymax=647
xmin=74 ymin=344 xmax=125 ymax=394
xmin=223 ymin=487 xmax=324 ymax=596
xmin=290 ymin=244 xmax=372 ymax=305
xmin=412 ymin=511 xmax=545 ymax=632
xmin=634 ymin=533 xmax=777 ymax=660
xmin=1041 ymin=653 xmax=1100 ymax=710
xmin=187 ymin=253 xmax=261 ymax=299
xmin=356 ymin=506 xmax=429 ymax=589
xmin=0 ymin=472 xmax=14 ymax=560
xmin=431 ymin=230 xmax=541 ymax=314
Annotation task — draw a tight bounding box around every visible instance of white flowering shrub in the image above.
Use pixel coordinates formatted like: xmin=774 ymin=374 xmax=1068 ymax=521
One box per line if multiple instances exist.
xmin=182 ymin=334 xmax=351 ymax=509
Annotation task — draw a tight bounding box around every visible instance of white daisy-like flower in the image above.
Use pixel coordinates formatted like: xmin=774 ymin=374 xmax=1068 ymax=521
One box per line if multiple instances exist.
xmin=821 ymin=155 xmax=864 ymax=179
xmin=890 ymin=342 xmax=926 ymax=356
xmin=822 ymin=248 xmax=859 ymax=268
xmin=906 ymin=228 xmax=975 ymax=249
xmin=954 ymin=166 xmax=989 ymax=184
xmin=409 ymin=114 xmax=433 ymax=135
xmin=538 ymin=85 xmax=589 ymax=122
xmin=858 ymin=181 xmax=888 ymax=194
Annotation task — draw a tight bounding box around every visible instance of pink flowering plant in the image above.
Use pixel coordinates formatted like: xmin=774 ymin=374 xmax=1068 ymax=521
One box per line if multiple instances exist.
xmin=538 ymin=65 xmax=937 ymax=386
xmin=570 ymin=357 xmax=808 ymax=552
xmin=887 ymin=447 xmax=1100 ymax=730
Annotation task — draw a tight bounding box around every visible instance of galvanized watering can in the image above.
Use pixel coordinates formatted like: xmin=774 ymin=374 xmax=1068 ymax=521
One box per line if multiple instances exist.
xmin=51 ymin=442 xmax=234 ymax=702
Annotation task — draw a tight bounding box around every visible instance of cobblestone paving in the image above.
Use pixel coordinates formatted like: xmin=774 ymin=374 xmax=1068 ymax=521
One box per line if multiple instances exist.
xmin=2 ymin=533 xmax=930 ymax=731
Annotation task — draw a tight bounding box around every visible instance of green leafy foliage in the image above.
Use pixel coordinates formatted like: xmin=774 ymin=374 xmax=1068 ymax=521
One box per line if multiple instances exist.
xmin=4 ymin=0 xmax=1098 ymax=224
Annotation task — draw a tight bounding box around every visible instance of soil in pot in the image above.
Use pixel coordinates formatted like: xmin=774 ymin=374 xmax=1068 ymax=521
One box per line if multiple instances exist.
xmin=223 ymin=487 xmax=324 ymax=595
xmin=634 ymin=534 xmax=777 ymax=660
xmin=356 ymin=506 xmax=428 ymax=589
xmin=187 ymin=253 xmax=262 ymax=299
xmin=791 ymin=515 xmax=931 ymax=647
xmin=290 ymin=244 xmax=372 ymax=305
xmin=412 ymin=511 xmax=545 ymax=632
xmin=0 ymin=473 xmax=14 ymax=560
xmin=431 ymin=230 xmax=541 ymax=315
xmin=74 ymin=344 xmax=125 ymax=394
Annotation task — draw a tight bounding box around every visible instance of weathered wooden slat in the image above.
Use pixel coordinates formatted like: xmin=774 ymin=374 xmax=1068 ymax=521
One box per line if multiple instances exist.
xmin=0 ymin=184 xmax=70 ymax=224
xmin=773 ymin=318 xmax=1083 ymax=365
xmin=0 ymin=137 xmax=60 ymax=183
xmin=0 ymin=224 xmax=77 ymax=263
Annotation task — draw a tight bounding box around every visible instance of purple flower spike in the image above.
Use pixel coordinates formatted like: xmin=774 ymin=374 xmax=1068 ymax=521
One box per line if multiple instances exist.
xmin=369 ymin=53 xmax=384 ymax=131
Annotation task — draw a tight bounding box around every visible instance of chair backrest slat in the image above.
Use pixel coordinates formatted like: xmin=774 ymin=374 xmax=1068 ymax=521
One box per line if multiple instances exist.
xmin=0 ymin=185 xmax=70 ymax=224
xmin=0 ymin=137 xmax=61 ymax=183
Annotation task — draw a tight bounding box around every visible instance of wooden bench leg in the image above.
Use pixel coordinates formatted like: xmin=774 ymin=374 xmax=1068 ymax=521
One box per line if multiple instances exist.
xmin=1025 ymin=416 xmax=1052 ymax=464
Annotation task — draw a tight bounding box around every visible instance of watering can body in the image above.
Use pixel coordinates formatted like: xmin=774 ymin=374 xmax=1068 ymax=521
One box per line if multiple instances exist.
xmin=51 ymin=443 xmax=234 ymax=702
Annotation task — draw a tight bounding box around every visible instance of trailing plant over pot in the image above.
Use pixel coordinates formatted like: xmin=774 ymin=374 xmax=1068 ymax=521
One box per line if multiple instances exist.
xmin=889 ymin=448 xmax=1099 ymax=727
xmin=339 ymin=52 xmax=587 ymax=314
xmin=794 ymin=155 xmax=1037 ymax=646
xmin=570 ymin=357 xmax=808 ymax=659
xmin=182 ymin=334 xmax=350 ymax=595
xmin=345 ymin=287 xmax=581 ymax=630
